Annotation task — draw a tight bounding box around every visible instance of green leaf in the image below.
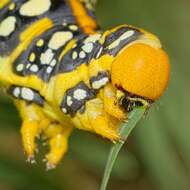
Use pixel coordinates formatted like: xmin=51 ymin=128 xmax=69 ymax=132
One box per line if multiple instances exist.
xmin=99 ymin=106 xmax=146 ymax=190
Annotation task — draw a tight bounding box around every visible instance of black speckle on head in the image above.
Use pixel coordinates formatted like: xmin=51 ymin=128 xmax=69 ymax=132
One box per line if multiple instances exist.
xmin=121 ymin=98 xmax=135 ymax=112
xmin=120 ymin=92 xmax=151 ymax=112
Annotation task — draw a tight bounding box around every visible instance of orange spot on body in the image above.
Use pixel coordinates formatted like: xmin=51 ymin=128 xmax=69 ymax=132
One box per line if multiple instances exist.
xmin=68 ymin=0 xmax=97 ymax=34
xmin=111 ymin=43 xmax=170 ymax=100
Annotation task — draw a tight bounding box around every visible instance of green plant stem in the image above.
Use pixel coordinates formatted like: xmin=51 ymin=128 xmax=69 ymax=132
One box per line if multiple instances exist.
xmin=99 ymin=107 xmax=146 ymax=190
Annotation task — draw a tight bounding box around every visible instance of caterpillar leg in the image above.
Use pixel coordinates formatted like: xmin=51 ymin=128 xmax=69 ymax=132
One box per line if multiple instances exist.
xmin=75 ymin=98 xmax=120 ymax=141
xmin=43 ymin=123 xmax=73 ymax=170
xmin=21 ymin=120 xmax=40 ymax=162
xmin=103 ymin=84 xmax=127 ymax=120
xmin=15 ymin=101 xmax=50 ymax=162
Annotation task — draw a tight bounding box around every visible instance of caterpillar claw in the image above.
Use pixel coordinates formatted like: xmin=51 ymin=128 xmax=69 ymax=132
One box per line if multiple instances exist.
xmin=21 ymin=120 xmax=40 ymax=160
xmin=26 ymin=155 xmax=36 ymax=164
xmin=46 ymin=162 xmax=56 ymax=171
xmin=45 ymin=133 xmax=68 ymax=169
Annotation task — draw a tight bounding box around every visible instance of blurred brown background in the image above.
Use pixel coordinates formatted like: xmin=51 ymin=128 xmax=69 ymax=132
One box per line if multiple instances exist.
xmin=0 ymin=0 xmax=190 ymax=189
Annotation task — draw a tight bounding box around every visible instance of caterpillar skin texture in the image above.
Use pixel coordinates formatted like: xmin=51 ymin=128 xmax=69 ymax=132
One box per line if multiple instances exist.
xmin=0 ymin=0 xmax=170 ymax=169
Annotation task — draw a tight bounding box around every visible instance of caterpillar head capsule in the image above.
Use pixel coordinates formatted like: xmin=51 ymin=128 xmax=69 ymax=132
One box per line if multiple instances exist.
xmin=111 ymin=39 xmax=170 ymax=104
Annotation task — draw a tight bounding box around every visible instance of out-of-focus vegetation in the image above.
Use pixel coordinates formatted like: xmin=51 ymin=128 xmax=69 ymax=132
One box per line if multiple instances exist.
xmin=0 ymin=0 xmax=190 ymax=189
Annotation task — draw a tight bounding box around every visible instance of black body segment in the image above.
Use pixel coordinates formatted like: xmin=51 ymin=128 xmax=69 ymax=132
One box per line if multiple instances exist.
xmin=60 ymin=81 xmax=96 ymax=116
xmin=8 ymin=85 xmax=44 ymax=106
xmin=13 ymin=24 xmax=81 ymax=82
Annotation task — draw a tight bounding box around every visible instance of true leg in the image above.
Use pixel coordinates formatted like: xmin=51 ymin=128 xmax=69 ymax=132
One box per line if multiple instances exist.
xmin=75 ymin=98 xmax=120 ymax=141
xmin=103 ymin=84 xmax=127 ymax=120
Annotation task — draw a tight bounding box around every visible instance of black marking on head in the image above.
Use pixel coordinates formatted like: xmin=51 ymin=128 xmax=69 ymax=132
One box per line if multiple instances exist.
xmin=121 ymin=97 xmax=144 ymax=112
xmin=8 ymin=85 xmax=44 ymax=106
xmin=90 ymin=71 xmax=110 ymax=91
xmin=60 ymin=81 xmax=95 ymax=116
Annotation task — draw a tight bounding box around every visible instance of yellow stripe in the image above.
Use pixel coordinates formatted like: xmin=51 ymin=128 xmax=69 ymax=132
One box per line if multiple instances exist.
xmin=10 ymin=17 xmax=53 ymax=63
xmin=52 ymin=64 xmax=89 ymax=104
xmin=0 ymin=0 xmax=10 ymax=9
xmin=58 ymin=39 xmax=76 ymax=61
xmin=68 ymin=0 xmax=97 ymax=34
xmin=0 ymin=18 xmax=53 ymax=90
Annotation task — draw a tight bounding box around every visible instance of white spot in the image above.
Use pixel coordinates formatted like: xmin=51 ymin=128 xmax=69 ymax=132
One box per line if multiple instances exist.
xmin=30 ymin=64 xmax=39 ymax=72
xmin=26 ymin=64 xmax=31 ymax=69
xmin=69 ymin=25 xmax=78 ymax=31
xmin=19 ymin=0 xmax=51 ymax=16
xmin=0 ymin=16 xmax=16 ymax=37
xmin=72 ymin=51 xmax=78 ymax=60
xmin=13 ymin=87 xmax=20 ymax=98
xmin=21 ymin=88 xmax=34 ymax=101
xmin=82 ymin=42 xmax=93 ymax=53
xmin=120 ymin=30 xmax=135 ymax=40
xmin=84 ymin=34 xmax=101 ymax=43
xmin=50 ymin=59 xmax=56 ymax=67
xmin=96 ymin=47 xmax=103 ymax=58
xmin=46 ymin=66 xmax=53 ymax=74
xmin=48 ymin=31 xmax=73 ymax=50
xmin=108 ymin=30 xmax=135 ymax=49
xmin=92 ymin=78 xmax=109 ymax=90
xmin=16 ymin=64 xmax=24 ymax=72
xmin=62 ymin=108 xmax=67 ymax=113
xmin=73 ymin=89 xmax=87 ymax=100
xmin=79 ymin=51 xmax=86 ymax=59
xmin=40 ymin=49 xmax=54 ymax=65
xmin=66 ymin=96 xmax=73 ymax=106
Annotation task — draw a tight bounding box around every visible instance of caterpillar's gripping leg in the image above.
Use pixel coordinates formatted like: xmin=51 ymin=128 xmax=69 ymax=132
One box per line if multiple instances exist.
xmin=43 ymin=123 xmax=73 ymax=170
xmin=21 ymin=120 xmax=40 ymax=162
xmin=103 ymin=84 xmax=127 ymax=120
xmin=15 ymin=101 xmax=50 ymax=162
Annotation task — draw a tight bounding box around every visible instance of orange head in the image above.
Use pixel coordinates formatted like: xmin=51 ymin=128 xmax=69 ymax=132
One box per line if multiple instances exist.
xmin=111 ymin=42 xmax=170 ymax=101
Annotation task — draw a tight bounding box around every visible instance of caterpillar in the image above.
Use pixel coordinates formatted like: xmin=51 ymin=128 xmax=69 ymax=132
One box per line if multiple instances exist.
xmin=0 ymin=0 xmax=170 ymax=169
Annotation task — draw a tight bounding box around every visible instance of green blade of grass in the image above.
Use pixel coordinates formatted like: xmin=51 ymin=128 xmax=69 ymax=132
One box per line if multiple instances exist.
xmin=99 ymin=106 xmax=146 ymax=190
